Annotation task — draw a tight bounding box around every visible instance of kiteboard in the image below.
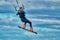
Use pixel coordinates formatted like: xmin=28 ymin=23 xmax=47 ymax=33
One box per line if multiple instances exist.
xmin=18 ymin=26 xmax=37 ymax=34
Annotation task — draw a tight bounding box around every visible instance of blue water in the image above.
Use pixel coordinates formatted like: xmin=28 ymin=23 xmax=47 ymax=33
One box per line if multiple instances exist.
xmin=0 ymin=9 xmax=60 ymax=40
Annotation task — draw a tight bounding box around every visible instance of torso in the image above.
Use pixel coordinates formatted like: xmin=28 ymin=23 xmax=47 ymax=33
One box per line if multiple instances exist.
xmin=18 ymin=10 xmax=25 ymax=18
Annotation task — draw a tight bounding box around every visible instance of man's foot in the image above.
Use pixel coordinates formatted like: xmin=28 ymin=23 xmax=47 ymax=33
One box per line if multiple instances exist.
xmin=30 ymin=27 xmax=33 ymax=32
xmin=22 ymin=24 xmax=26 ymax=29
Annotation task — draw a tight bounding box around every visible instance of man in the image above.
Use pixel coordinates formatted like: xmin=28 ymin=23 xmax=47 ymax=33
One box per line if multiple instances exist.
xmin=16 ymin=4 xmax=33 ymax=32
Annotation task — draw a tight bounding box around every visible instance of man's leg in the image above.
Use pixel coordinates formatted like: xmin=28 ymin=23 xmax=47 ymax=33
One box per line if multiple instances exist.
xmin=22 ymin=22 xmax=26 ymax=29
xmin=27 ymin=20 xmax=33 ymax=32
xmin=27 ymin=21 xmax=32 ymax=27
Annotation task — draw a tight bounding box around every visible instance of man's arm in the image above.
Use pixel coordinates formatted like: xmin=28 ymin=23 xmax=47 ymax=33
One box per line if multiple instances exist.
xmin=22 ymin=4 xmax=24 ymax=9
xmin=16 ymin=9 xmax=20 ymax=15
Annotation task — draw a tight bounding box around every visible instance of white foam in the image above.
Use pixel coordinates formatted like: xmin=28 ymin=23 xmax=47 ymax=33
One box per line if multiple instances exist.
xmin=30 ymin=18 xmax=60 ymax=24
xmin=52 ymin=25 xmax=60 ymax=28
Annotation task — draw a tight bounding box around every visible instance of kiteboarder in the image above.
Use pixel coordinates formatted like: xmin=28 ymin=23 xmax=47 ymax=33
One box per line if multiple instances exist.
xmin=16 ymin=4 xmax=33 ymax=32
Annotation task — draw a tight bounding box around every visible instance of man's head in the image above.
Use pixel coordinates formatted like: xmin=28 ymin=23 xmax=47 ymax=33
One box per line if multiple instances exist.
xmin=19 ymin=7 xmax=23 ymax=12
xmin=20 ymin=7 xmax=22 ymax=9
